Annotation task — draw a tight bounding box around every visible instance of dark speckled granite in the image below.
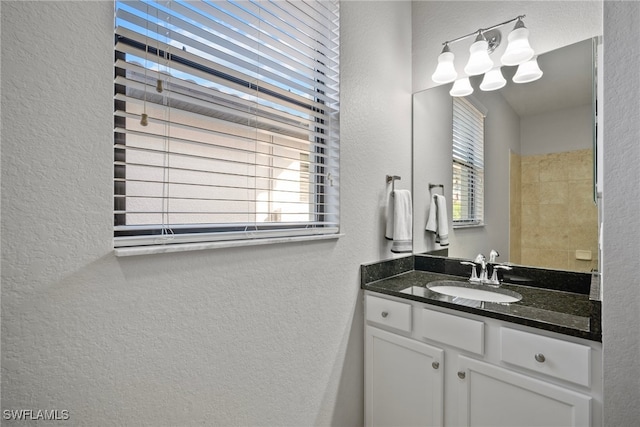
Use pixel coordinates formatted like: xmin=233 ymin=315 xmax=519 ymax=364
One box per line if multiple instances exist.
xmin=360 ymin=255 xmax=413 ymax=286
xmin=415 ymin=254 xmax=592 ymax=294
xmin=362 ymin=255 xmax=601 ymax=342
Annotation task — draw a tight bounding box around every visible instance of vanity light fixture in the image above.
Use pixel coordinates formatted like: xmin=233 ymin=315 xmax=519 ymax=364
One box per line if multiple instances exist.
xmin=480 ymin=67 xmax=507 ymax=91
xmin=431 ymin=43 xmax=458 ymax=84
xmin=501 ymin=17 xmax=535 ymax=66
xmin=513 ymin=57 xmax=543 ymax=83
xmin=464 ymin=32 xmax=494 ymax=76
xmin=450 ymin=77 xmax=474 ymax=97
xmin=432 ymin=15 xmax=540 ymax=96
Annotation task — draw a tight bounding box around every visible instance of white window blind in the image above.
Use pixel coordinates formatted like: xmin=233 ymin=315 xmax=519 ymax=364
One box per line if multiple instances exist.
xmin=114 ymin=0 xmax=340 ymax=249
xmin=452 ymin=97 xmax=484 ymax=226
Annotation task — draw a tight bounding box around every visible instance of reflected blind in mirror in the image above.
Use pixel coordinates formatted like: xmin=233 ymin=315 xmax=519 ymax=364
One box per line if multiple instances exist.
xmin=114 ymin=0 xmax=340 ymax=248
xmin=452 ymin=97 xmax=484 ymax=226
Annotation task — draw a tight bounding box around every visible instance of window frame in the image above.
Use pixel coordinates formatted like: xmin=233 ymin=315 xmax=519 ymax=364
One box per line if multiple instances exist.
xmin=113 ymin=0 xmax=340 ymax=254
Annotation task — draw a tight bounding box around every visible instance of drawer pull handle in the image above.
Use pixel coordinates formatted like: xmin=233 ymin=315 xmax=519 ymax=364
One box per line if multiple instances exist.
xmin=534 ymin=353 xmax=546 ymax=363
xmin=432 ymin=361 xmax=440 ymax=370
xmin=381 ymin=311 xmax=389 ymax=318
xmin=457 ymin=371 xmax=466 ymax=379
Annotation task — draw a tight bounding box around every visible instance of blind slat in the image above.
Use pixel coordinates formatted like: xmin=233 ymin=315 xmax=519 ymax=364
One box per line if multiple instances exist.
xmin=113 ymin=89 xmax=323 ymax=142
xmin=173 ymin=1 xmax=337 ymax=82
xmin=116 ymin=4 xmax=336 ymax=95
xmin=113 ymin=226 xmax=340 ymax=249
xmin=231 ymin=0 xmax=338 ymax=53
xmin=113 ymin=124 xmax=331 ymax=163
xmin=113 ymin=57 xmax=331 ymax=124
xmin=113 ymin=29 xmax=337 ymax=108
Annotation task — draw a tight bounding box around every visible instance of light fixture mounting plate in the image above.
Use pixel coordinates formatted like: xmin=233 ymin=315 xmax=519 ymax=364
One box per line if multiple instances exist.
xmin=484 ymin=29 xmax=502 ymax=54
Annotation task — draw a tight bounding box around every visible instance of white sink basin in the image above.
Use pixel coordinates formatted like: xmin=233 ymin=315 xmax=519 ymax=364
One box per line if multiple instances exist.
xmin=426 ymin=280 xmax=522 ymax=304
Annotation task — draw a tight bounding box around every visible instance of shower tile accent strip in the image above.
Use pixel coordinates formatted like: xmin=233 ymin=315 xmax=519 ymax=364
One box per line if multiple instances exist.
xmin=361 ymin=254 xmax=601 ymax=342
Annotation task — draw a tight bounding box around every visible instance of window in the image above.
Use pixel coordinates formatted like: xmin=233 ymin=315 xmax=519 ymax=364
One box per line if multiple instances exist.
xmin=114 ymin=0 xmax=340 ymax=251
xmin=452 ymin=97 xmax=484 ymax=227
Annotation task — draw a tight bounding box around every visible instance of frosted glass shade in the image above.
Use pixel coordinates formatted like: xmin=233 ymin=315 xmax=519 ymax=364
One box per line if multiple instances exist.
xmin=464 ymin=39 xmax=493 ymax=75
xmin=432 ymin=51 xmax=458 ymax=84
xmin=480 ymin=67 xmax=506 ymax=91
xmin=513 ymin=58 xmax=543 ymax=83
xmin=450 ymin=77 xmax=473 ymax=97
xmin=501 ymin=26 xmax=534 ymax=66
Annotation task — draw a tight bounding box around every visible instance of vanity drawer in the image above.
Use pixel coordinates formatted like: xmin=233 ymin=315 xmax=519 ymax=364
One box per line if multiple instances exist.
xmin=501 ymin=328 xmax=591 ymax=387
xmin=365 ymin=295 xmax=412 ymax=332
xmin=421 ymin=308 xmax=484 ymax=355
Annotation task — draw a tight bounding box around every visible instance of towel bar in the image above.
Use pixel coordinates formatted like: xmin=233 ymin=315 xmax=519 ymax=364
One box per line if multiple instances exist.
xmin=386 ymin=175 xmax=401 ymax=193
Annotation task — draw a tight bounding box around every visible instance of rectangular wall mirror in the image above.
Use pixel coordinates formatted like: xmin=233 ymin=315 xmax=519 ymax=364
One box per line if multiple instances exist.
xmin=412 ymin=37 xmax=600 ymax=273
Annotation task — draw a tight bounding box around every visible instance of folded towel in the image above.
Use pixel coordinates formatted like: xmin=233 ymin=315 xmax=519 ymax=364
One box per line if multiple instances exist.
xmin=386 ymin=189 xmax=413 ymax=253
xmin=385 ymin=186 xmax=394 ymax=240
xmin=426 ymin=194 xmax=449 ymax=246
xmin=425 ymin=195 xmax=437 ymax=234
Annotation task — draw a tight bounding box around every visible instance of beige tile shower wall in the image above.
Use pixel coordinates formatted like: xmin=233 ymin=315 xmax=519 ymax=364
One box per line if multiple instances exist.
xmin=509 ymin=151 xmax=522 ymax=264
xmin=518 ymin=149 xmax=597 ymax=271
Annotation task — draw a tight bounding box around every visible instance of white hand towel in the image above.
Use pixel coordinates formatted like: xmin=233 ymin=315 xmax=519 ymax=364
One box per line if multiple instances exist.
xmin=385 ymin=186 xmax=394 ymax=240
xmin=425 ymin=195 xmax=438 ymax=234
xmin=426 ymin=194 xmax=449 ymax=246
xmin=387 ymin=189 xmax=413 ymax=253
xmin=435 ymin=194 xmax=449 ymax=246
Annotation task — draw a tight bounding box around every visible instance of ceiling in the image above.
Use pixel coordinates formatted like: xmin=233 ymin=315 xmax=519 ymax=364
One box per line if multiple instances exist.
xmin=483 ymin=38 xmax=594 ymax=118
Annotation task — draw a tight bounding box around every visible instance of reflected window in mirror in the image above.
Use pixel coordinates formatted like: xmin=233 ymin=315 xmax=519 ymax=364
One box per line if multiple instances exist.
xmin=452 ymin=97 xmax=485 ymax=227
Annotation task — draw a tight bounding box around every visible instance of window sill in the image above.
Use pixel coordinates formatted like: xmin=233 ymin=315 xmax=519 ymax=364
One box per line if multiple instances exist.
xmin=114 ymin=233 xmax=345 ymax=257
xmin=453 ymin=224 xmax=485 ymax=230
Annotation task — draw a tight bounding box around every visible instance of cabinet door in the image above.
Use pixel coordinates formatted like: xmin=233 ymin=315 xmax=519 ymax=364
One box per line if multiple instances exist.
xmin=365 ymin=326 xmax=444 ymax=427
xmin=457 ymin=356 xmax=591 ymax=427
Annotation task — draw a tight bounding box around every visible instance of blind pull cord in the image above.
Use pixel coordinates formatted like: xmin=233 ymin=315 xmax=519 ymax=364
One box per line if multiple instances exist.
xmin=140 ymin=3 xmax=150 ymax=127
xmin=158 ymin=14 xmax=173 ymax=244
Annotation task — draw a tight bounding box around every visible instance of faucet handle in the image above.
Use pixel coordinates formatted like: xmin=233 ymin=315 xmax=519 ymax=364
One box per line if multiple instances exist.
xmin=473 ymin=254 xmax=488 ymax=282
xmin=461 ymin=261 xmax=480 ymax=282
xmin=489 ymin=249 xmax=499 ymax=263
xmin=489 ymin=264 xmax=513 ymax=285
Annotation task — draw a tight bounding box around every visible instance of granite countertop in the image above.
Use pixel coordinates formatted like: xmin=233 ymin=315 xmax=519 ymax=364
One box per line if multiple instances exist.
xmin=362 ymin=255 xmax=601 ymax=342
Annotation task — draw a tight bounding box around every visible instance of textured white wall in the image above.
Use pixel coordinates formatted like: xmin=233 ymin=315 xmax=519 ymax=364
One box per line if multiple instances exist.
xmin=412 ymin=85 xmax=453 ymax=254
xmin=521 ymin=104 xmax=593 ymax=156
xmin=602 ymin=2 xmax=640 ymax=425
xmin=412 ymin=88 xmax=519 ymax=260
xmin=0 ymin=1 xmax=412 ymax=425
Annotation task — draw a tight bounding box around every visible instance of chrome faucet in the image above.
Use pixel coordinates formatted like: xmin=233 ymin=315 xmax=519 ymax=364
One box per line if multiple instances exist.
xmin=474 ymin=254 xmax=488 ymax=283
xmin=461 ymin=254 xmax=488 ymax=283
xmin=462 ymin=252 xmax=512 ymax=285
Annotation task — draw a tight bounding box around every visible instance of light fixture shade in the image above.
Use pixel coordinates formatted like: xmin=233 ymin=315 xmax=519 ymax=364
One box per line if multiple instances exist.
xmin=464 ymin=39 xmax=493 ymax=75
xmin=513 ymin=57 xmax=543 ymax=83
xmin=450 ymin=77 xmax=473 ymax=97
xmin=501 ymin=22 xmax=534 ymax=66
xmin=432 ymin=50 xmax=458 ymax=84
xmin=480 ymin=67 xmax=506 ymax=91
